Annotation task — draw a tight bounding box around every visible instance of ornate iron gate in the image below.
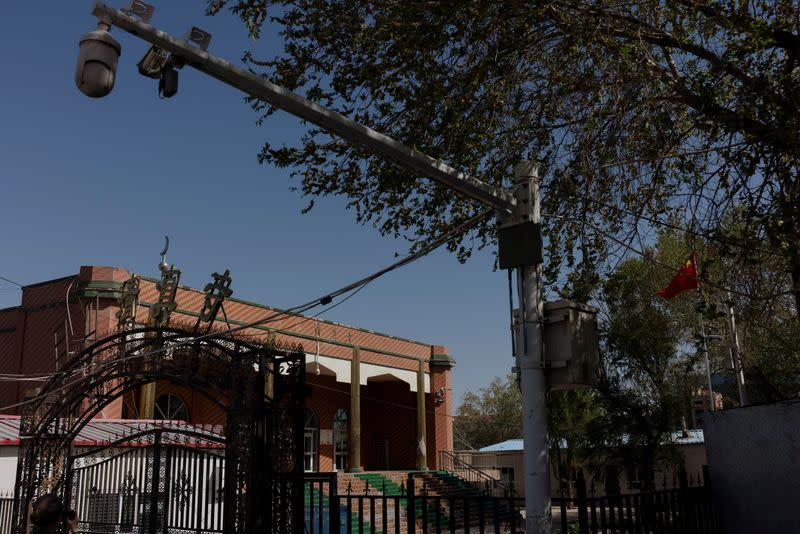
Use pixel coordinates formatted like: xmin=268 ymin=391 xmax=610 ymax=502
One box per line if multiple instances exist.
xmin=68 ymin=430 xmax=228 ymax=533
xmin=12 ymin=326 xmax=306 ymax=534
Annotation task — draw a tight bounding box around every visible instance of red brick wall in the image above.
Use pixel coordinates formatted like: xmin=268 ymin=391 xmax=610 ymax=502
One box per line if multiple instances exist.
xmin=0 ymin=265 xmax=454 ymax=474
xmin=361 ymin=380 xmax=417 ymax=470
xmin=430 ymin=362 xmax=454 ymax=468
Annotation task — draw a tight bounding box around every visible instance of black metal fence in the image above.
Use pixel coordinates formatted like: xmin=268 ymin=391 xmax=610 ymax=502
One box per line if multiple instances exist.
xmin=551 ymin=472 xmax=718 ymax=534
xmin=4 ymin=470 xmax=714 ymax=534
xmin=305 ymin=472 xmax=525 ymax=534
xmin=305 ymin=472 xmax=716 ymax=534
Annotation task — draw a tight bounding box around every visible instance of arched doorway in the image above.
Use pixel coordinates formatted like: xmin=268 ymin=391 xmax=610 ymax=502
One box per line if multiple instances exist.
xmin=333 ymin=408 xmax=348 ymax=471
xmin=12 ymin=326 xmax=307 ymax=534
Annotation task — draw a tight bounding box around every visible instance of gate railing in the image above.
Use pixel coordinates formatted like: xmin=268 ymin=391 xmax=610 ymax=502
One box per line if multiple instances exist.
xmin=550 ymin=471 xmax=718 ymax=534
xmin=303 ymin=472 xmax=718 ymax=534
xmin=1 ymin=495 xmax=12 ymax=534
xmin=438 ymin=450 xmax=515 ymax=497
xmin=304 ymin=472 xmax=524 ymax=534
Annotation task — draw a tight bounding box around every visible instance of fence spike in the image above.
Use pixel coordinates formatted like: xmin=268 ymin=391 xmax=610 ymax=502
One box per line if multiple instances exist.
xmin=381 ymin=480 xmax=386 ymax=495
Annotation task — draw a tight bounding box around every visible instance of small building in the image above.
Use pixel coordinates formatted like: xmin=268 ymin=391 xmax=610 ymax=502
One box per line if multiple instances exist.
xmin=454 ymin=430 xmax=708 ymax=498
xmin=0 ymin=265 xmax=455 ymax=475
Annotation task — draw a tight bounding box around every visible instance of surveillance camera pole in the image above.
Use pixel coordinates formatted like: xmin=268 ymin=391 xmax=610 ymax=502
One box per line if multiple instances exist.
xmin=86 ymin=3 xmax=550 ymax=530
xmin=512 ymin=162 xmax=550 ymax=533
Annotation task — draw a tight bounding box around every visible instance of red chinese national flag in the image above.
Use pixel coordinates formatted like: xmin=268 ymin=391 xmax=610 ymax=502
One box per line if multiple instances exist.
xmin=658 ymin=253 xmax=700 ymax=299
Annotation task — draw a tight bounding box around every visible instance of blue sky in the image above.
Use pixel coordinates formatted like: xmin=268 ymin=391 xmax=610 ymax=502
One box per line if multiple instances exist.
xmin=0 ymin=1 xmax=512 ymax=404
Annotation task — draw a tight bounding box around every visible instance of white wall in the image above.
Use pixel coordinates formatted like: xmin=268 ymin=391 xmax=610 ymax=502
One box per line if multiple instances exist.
xmin=0 ymin=447 xmax=18 ymax=494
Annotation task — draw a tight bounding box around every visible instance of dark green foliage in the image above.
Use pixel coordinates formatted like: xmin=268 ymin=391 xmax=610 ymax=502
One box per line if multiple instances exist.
xmin=207 ymin=1 xmax=800 ymax=316
xmin=453 ymin=375 xmax=522 ymax=450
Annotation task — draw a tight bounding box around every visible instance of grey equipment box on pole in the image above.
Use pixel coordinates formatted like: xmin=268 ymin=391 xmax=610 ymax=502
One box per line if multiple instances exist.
xmin=543 ymin=300 xmax=600 ymax=389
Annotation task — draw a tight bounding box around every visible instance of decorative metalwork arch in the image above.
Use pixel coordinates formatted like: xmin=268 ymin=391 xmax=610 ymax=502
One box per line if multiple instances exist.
xmin=12 ymin=325 xmax=307 ymax=534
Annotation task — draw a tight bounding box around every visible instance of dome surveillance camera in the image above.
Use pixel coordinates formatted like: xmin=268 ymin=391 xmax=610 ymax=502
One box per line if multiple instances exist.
xmin=75 ymin=28 xmax=121 ymax=98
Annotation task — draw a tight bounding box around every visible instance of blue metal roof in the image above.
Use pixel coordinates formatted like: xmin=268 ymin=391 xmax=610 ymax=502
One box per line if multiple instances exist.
xmin=479 ymin=439 xmax=525 ymax=452
xmin=479 ymin=430 xmax=704 ymax=452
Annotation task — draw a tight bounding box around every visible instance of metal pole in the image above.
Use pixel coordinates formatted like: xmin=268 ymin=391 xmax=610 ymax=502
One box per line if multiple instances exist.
xmin=514 ymin=162 xmax=550 ymax=534
xmin=697 ymin=312 xmax=715 ymax=412
xmin=89 ymin=2 xmax=517 ymax=214
xmin=725 ymin=291 xmax=748 ymax=406
xmin=82 ymin=8 xmax=550 ymax=527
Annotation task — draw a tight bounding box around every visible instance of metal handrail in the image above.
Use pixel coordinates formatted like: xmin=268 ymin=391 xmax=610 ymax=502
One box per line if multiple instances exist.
xmin=438 ymin=451 xmax=516 ymax=497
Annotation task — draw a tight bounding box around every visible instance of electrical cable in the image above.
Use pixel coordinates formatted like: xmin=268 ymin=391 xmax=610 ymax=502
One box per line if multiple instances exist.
xmin=0 ymin=275 xmax=22 ymax=287
xmin=0 ymin=210 xmax=491 ymax=412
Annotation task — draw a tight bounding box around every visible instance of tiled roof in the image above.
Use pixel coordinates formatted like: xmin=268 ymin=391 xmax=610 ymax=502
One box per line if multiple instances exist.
xmin=0 ymin=415 xmax=224 ymax=447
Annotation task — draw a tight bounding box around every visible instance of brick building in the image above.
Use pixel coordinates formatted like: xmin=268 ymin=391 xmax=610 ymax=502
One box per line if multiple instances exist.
xmin=0 ymin=265 xmax=454 ymax=472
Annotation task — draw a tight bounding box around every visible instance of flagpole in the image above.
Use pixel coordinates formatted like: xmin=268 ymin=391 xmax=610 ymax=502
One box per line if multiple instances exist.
xmin=725 ymin=291 xmax=748 ymax=406
xmin=697 ymin=292 xmax=716 ymax=413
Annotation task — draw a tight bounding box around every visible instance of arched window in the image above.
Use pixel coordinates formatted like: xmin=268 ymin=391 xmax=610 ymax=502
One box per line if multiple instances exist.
xmin=154 ymin=394 xmax=189 ymax=421
xmin=304 ymin=408 xmax=319 ymax=472
xmin=333 ymin=408 xmax=348 ymax=471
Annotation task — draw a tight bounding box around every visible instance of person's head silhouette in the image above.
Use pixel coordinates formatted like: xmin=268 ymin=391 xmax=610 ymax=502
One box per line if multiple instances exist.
xmin=30 ymin=494 xmax=62 ymax=533
xmin=30 ymin=494 xmax=78 ymax=534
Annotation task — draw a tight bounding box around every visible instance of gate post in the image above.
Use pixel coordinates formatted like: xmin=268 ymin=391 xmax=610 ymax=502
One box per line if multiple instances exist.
xmin=407 ymin=473 xmax=416 ymax=534
xmin=330 ymin=472 xmax=341 ymax=534
xmin=576 ymin=471 xmax=589 ymax=534
xmin=149 ymin=432 xmax=163 ymax=534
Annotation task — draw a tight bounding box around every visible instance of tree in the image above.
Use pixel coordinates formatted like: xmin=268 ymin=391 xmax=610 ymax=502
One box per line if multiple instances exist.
xmin=599 ymin=235 xmax=705 ymax=490
xmin=207 ymin=0 xmax=800 ymax=320
xmin=700 ymin=221 xmax=800 ymax=402
xmin=453 ymin=375 xmax=521 ymax=450
xmin=547 ymin=389 xmax=605 ymax=496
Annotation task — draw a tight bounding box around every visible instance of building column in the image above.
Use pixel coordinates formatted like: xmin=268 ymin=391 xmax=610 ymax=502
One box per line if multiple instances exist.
xmin=347 ymin=347 xmax=363 ymax=472
xmin=416 ymin=359 xmax=427 ymax=470
xmin=430 ymin=346 xmax=455 ymax=469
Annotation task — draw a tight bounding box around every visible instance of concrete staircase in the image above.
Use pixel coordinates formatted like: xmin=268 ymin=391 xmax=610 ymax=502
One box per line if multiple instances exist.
xmin=336 ymin=472 xmax=409 ymax=533
xmin=414 ymin=471 xmax=518 ymax=530
xmin=328 ymin=470 xmax=518 ymax=533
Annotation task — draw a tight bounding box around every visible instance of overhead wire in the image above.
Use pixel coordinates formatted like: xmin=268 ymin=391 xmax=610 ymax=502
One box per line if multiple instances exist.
xmin=0 ymin=209 xmax=492 ymax=412
xmin=0 ymin=275 xmax=22 ymax=287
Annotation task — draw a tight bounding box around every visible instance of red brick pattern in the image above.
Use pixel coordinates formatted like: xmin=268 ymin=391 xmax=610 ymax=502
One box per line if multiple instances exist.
xmin=0 ymin=266 xmax=454 ymax=472
xmin=430 ymin=364 xmax=454 ymax=469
